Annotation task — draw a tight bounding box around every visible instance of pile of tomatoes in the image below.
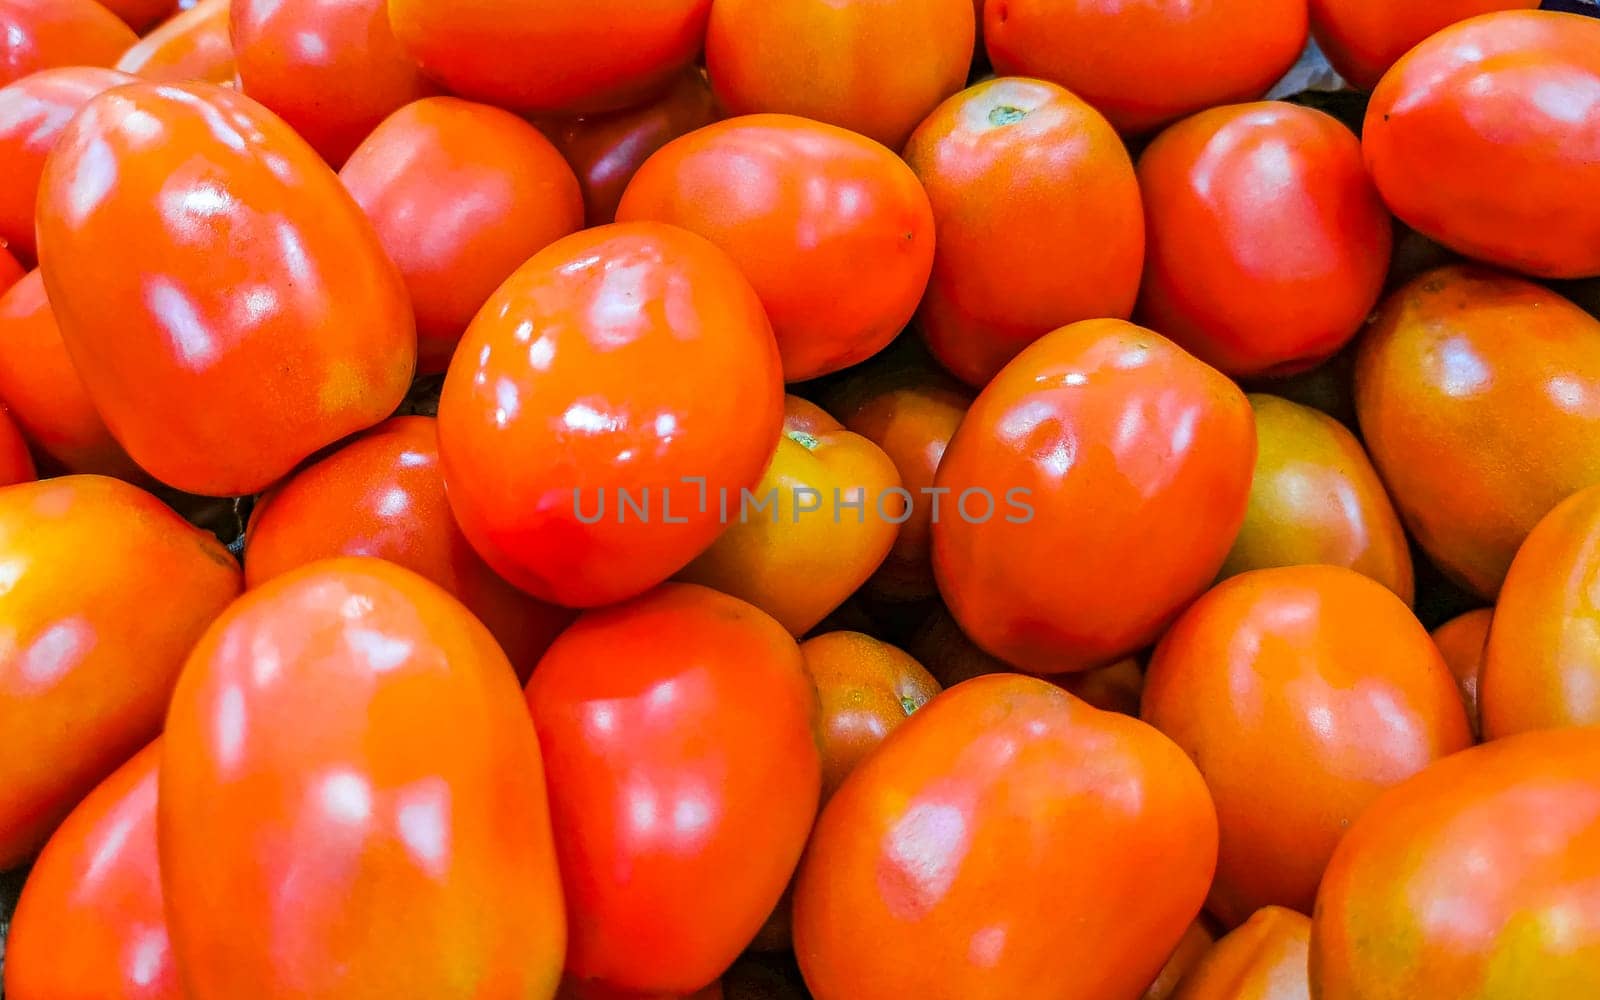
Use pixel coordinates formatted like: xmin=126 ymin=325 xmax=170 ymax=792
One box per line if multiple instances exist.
xmin=1 ymin=0 xmax=1599 ymax=997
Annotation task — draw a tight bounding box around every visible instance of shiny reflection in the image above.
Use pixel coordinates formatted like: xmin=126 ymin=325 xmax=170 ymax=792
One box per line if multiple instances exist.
xmin=19 ymin=616 xmax=94 ymax=685
xmin=562 ymin=402 xmax=623 ymax=435
xmin=881 ymin=801 xmax=969 ymax=918
xmin=375 ymin=486 xmax=409 ymax=519
xmin=1437 ymin=337 xmax=1491 ymax=397
xmin=318 ymin=770 xmax=373 ymax=825
xmin=146 ymin=277 xmax=216 ymax=369
xmin=344 ymin=626 xmax=413 ymax=674
xmin=396 ymin=778 xmax=451 ymax=877
xmin=125 ymin=928 xmax=169 ymax=989
xmin=63 ymin=133 xmax=118 ymax=227
xmin=213 ymin=684 xmax=246 ymax=770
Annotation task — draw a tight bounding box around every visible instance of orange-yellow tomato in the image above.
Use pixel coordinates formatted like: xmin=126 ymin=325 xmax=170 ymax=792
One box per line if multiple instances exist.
xmin=0 ymin=0 xmax=138 ymax=87
xmin=0 ymin=403 xmax=35 ymax=485
xmin=1431 ymin=608 xmax=1490 ymax=740
xmin=1143 ymin=921 xmax=1218 ymax=1000
xmin=1309 ymin=0 xmax=1540 ymax=91
xmin=0 ymin=476 xmax=240 ymax=868
xmin=114 ymin=0 xmax=234 ymax=84
xmin=1171 ymin=908 xmax=1310 ymax=1000
xmin=37 ymin=82 xmax=416 ymax=497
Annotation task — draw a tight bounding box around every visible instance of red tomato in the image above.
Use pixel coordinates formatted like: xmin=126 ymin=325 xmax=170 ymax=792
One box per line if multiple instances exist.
xmin=115 ymin=0 xmax=234 ymax=85
xmin=1364 ymin=10 xmax=1600 ymax=279
xmin=37 ymin=82 xmax=416 ymax=497
xmin=1171 ymin=907 xmax=1310 ymax=1000
xmin=793 ymin=674 xmax=1217 ymax=998
xmin=985 ymin=0 xmax=1308 ymax=136
xmin=0 ymin=243 xmax=20 ymax=290
xmin=161 ymin=558 xmax=566 ymax=998
xmin=0 ymin=403 xmax=35 ymax=485
xmin=903 ymin=78 xmax=1145 ymax=386
xmin=1137 ymin=102 xmax=1393 ymax=377
xmin=1309 ymin=0 xmax=1540 ymax=91
xmin=0 ymin=476 xmax=240 ymax=868
xmin=388 ymin=0 xmax=711 ymax=115
xmin=933 ymin=318 xmax=1256 ymax=675
xmin=618 ymin=114 xmax=935 ymax=382
xmin=437 ymin=223 xmax=783 ymax=609
xmin=3 ymin=741 xmax=180 ymax=1000
xmin=1431 ymin=608 xmax=1490 ymax=740
xmin=526 ymin=583 xmax=820 ymax=995
xmin=341 ymin=96 xmax=584 ymax=373
xmin=0 ymin=0 xmax=138 ymax=87
xmin=99 ymin=0 xmax=174 ymax=30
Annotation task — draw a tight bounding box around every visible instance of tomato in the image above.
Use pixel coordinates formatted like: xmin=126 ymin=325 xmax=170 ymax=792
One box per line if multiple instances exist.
xmin=1143 ymin=921 xmax=1217 ymax=1000
xmin=3 ymin=741 xmax=179 ymax=1000
xmin=0 ymin=476 xmax=240 ymax=868
xmin=1354 ymin=265 xmax=1600 ymax=599
xmin=933 ymin=318 xmax=1255 ymax=675
xmin=1364 ymin=10 xmax=1600 ymax=280
xmin=341 ymin=96 xmax=584 ymax=373
xmin=1220 ymin=394 xmax=1412 ymax=603
xmin=706 ymin=0 xmax=973 ymax=151
xmin=793 ymin=673 xmax=1217 ymax=998
xmin=115 ymin=0 xmax=234 ymax=85
xmin=1137 ymin=102 xmax=1393 ymax=378
xmin=1312 ymin=728 xmax=1600 ymax=998
xmin=438 ymin=223 xmax=783 ymax=609
xmin=1431 ymin=608 xmax=1490 ymax=741
xmin=677 ymin=396 xmax=903 ymax=635
xmin=618 ymin=114 xmax=935 ymax=382
xmin=0 ymin=244 xmax=20 ymax=290
xmin=903 ymin=79 xmax=1144 ymax=387
xmin=99 ymin=0 xmax=174 ymax=30
xmin=389 ymin=0 xmax=710 ymax=115
xmin=1309 ymin=0 xmax=1539 ymax=91
xmin=37 ymin=82 xmax=415 ymax=497
xmin=160 ymin=558 xmax=565 ymax=998
xmin=984 ymin=0 xmax=1307 ymax=136
xmin=0 ymin=403 xmax=35 ymax=485
xmin=1143 ymin=565 xmax=1473 ymax=927
xmin=526 ymin=583 xmax=819 ymax=995
xmin=0 ymin=0 xmax=138 ymax=87
xmin=244 ymin=417 xmax=574 ymax=680
xmin=1170 ymin=907 xmax=1310 ymax=1000
xmin=559 ymin=981 xmax=723 ymax=1000
xmin=0 ymin=66 xmax=132 ymax=261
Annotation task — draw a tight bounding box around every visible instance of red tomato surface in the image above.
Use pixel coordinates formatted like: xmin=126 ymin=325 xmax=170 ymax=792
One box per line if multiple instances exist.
xmin=0 ymin=403 xmax=35 ymax=485
xmin=342 ymin=96 xmax=584 ymax=373
xmin=1431 ymin=608 xmax=1490 ymax=741
xmin=933 ymin=318 xmax=1256 ymax=675
xmin=160 ymin=558 xmax=566 ymax=999
xmin=0 ymin=0 xmax=138 ymax=87
xmin=115 ymin=0 xmax=234 ymax=84
xmin=1171 ymin=907 xmax=1310 ymax=1000
xmin=437 ymin=223 xmax=783 ymax=609
xmin=0 ymin=244 xmax=20 ymax=291
xmin=98 ymin=0 xmax=173 ymax=30
xmin=526 ymin=584 xmax=820 ymax=995
xmin=0 ymin=476 xmax=240 ymax=868
xmin=1364 ymin=10 xmax=1600 ymax=279
xmin=37 ymin=82 xmax=416 ymax=497
xmin=1309 ymin=0 xmax=1540 ymax=91
xmin=793 ymin=674 xmax=1218 ymax=999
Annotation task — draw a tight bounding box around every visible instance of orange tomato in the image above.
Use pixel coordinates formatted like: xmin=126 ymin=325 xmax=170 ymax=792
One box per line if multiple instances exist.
xmin=98 ymin=0 xmax=174 ymax=30
xmin=985 ymin=0 xmax=1308 ymax=136
xmin=793 ymin=674 xmax=1217 ymax=999
xmin=438 ymin=223 xmax=783 ymax=609
xmin=1137 ymin=102 xmax=1393 ymax=378
xmin=1364 ymin=10 xmax=1600 ymax=279
xmin=0 ymin=243 xmax=20 ymax=290
xmin=0 ymin=476 xmax=240 ymax=868
xmin=1354 ymin=266 xmax=1600 ymax=599
xmin=1143 ymin=565 xmax=1473 ymax=927
xmin=160 ymin=558 xmax=566 ymax=998
xmin=618 ymin=114 xmax=935 ymax=382
xmin=1309 ymin=0 xmax=1540 ymax=91
xmin=0 ymin=0 xmax=138 ymax=87
xmin=37 ymin=82 xmax=415 ymax=497
xmin=706 ymin=0 xmax=974 ymax=151
xmin=342 ymin=96 xmax=584 ymax=373
xmin=933 ymin=318 xmax=1255 ymax=675
xmin=1143 ymin=921 xmax=1218 ymax=1000
xmin=114 ymin=0 xmax=234 ymax=84
xmin=1171 ymin=907 xmax=1310 ymax=1000
xmin=903 ymin=78 xmax=1144 ymax=387
xmin=1431 ymin=608 xmax=1490 ymax=740
xmin=0 ymin=403 xmax=35 ymax=485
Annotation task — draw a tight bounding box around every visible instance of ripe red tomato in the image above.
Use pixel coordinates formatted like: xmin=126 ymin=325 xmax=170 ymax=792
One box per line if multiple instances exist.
xmin=793 ymin=674 xmax=1217 ymax=998
xmin=37 ymin=82 xmax=416 ymax=497
xmin=1143 ymin=921 xmax=1216 ymax=1000
xmin=0 ymin=0 xmax=138 ymax=87
xmin=1364 ymin=10 xmax=1600 ymax=279
xmin=0 ymin=476 xmax=240 ymax=868
xmin=160 ymin=558 xmax=567 ymax=999
xmin=115 ymin=0 xmax=235 ymax=84
xmin=933 ymin=318 xmax=1256 ymax=675
xmin=903 ymin=78 xmax=1144 ymax=386
xmin=526 ymin=583 xmax=820 ymax=995
xmin=1137 ymin=102 xmax=1393 ymax=377
xmin=1170 ymin=907 xmax=1310 ymax=1000
xmin=1309 ymin=0 xmax=1540 ymax=91
xmin=342 ymin=96 xmax=584 ymax=373
xmin=3 ymin=741 xmax=180 ymax=1000
xmin=1431 ymin=608 xmax=1490 ymax=740
xmin=0 ymin=403 xmax=35 ymax=485
xmin=437 ymin=223 xmax=783 ymax=609
xmin=99 ymin=0 xmax=174 ymax=29
xmin=618 ymin=114 xmax=935 ymax=382
xmin=985 ymin=0 xmax=1308 ymax=136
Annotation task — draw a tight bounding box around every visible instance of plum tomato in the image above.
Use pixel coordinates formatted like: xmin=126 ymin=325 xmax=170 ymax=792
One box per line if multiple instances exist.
xmin=1309 ymin=0 xmax=1540 ymax=91
xmin=115 ymin=0 xmax=236 ymax=85
xmin=1143 ymin=921 xmax=1217 ymax=1000
xmin=0 ymin=403 xmax=35 ymax=485
xmin=1432 ymin=608 xmax=1490 ymax=741
xmin=0 ymin=0 xmax=138 ymax=87
xmin=1169 ymin=907 xmax=1310 ymax=1000
xmin=99 ymin=0 xmax=175 ymax=31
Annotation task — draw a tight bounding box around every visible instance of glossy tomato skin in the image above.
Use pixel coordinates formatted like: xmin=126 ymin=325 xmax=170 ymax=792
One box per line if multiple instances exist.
xmin=985 ymin=0 xmax=1307 ymax=136
xmin=1432 ymin=609 xmax=1490 ymax=741
xmin=0 ymin=0 xmax=138 ymax=87
xmin=37 ymin=82 xmax=416 ymax=497
xmin=1220 ymin=394 xmax=1412 ymax=603
xmin=526 ymin=583 xmax=820 ymax=995
xmin=933 ymin=318 xmax=1255 ymax=675
xmin=1143 ymin=566 xmax=1472 ymax=927
xmin=706 ymin=0 xmax=973 ymax=151
xmin=1355 ymin=266 xmax=1600 ymax=599
xmin=618 ymin=114 xmax=935 ymax=382
xmin=1312 ymin=728 xmax=1600 ymax=999
xmin=115 ymin=0 xmax=234 ymax=84
xmin=244 ymin=417 xmax=574 ymax=680
xmin=1143 ymin=921 xmax=1217 ymax=1000
xmin=1309 ymin=0 xmax=1540 ymax=91
xmin=342 ymin=96 xmax=584 ymax=373
xmin=161 ymin=558 xmax=566 ymax=999
xmin=904 ymin=78 xmax=1144 ymax=387
xmin=1137 ymin=102 xmax=1392 ymax=377
xmin=3 ymin=742 xmax=179 ymax=1000
xmin=793 ymin=674 xmax=1218 ymax=999
xmin=0 ymin=403 xmax=35 ymax=485
xmin=389 ymin=0 xmax=710 ymax=114
xmin=1170 ymin=907 xmax=1310 ymax=1000
xmin=1364 ymin=11 xmax=1600 ymax=279
xmin=99 ymin=0 xmax=174 ymax=30
xmin=438 ymin=223 xmax=783 ymax=609
xmin=0 ymin=244 xmax=20 ymax=290
xmin=0 ymin=476 xmax=240 ymax=868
